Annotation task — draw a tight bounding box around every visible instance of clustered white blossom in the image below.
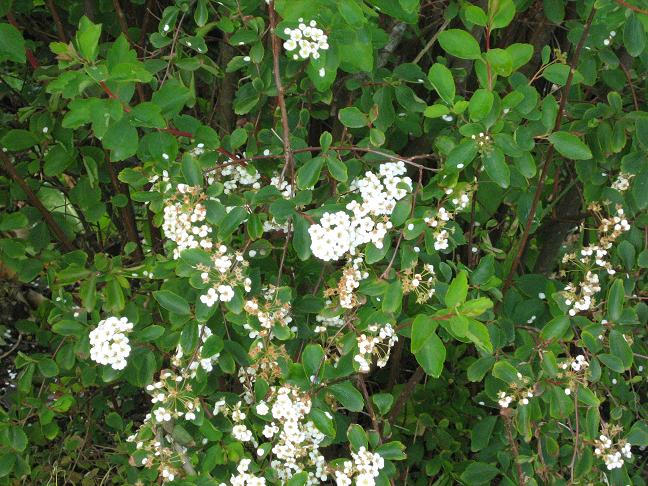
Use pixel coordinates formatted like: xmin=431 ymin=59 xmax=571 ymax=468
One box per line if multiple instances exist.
xmin=423 ymin=186 xmax=472 ymax=251
xmin=283 ymin=19 xmax=329 ymax=60
xmin=496 ymin=372 xmax=534 ymax=408
xmin=593 ymin=425 xmax=632 ymax=470
xmin=197 ymin=243 xmax=251 ymax=307
xmin=402 ymin=263 xmax=437 ymax=303
xmin=88 ymin=316 xmax=133 ymax=370
xmin=243 ymin=286 xmax=294 ymax=339
xmin=354 ymin=323 xmax=398 ymax=373
xmin=334 ymin=447 xmax=385 ymax=486
xmin=602 ymin=30 xmax=617 ymax=46
xmin=562 ymin=204 xmax=631 ymax=316
xmin=162 ymin=184 xmax=212 ymax=258
xmin=314 ymin=312 xmax=345 ymax=333
xmin=611 ymin=172 xmax=633 ymax=192
xmin=309 ymin=162 xmax=412 ymax=261
xmin=172 ymin=324 xmax=220 ymax=377
xmin=221 ymin=163 xmax=262 ymax=194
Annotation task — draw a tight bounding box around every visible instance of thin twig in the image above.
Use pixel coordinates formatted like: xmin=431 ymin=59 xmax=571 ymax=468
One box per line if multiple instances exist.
xmin=503 ymin=412 xmax=526 ymax=485
xmin=413 ymin=18 xmax=451 ymax=64
xmin=1 ymin=151 xmax=75 ymax=251
xmin=619 ymin=61 xmax=639 ymax=111
xmin=268 ymin=1 xmax=294 ymax=184
xmin=0 ymin=333 xmax=22 ymax=360
xmin=387 ymin=366 xmax=425 ymax=424
xmin=569 ymin=383 xmax=580 ymax=482
xmin=614 ymin=0 xmax=648 ymax=15
xmin=502 ymin=7 xmax=597 ymax=294
xmin=45 ymin=0 xmax=67 ymax=42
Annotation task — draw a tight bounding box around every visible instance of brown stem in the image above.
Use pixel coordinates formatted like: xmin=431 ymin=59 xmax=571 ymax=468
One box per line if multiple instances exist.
xmin=45 ymin=0 xmax=67 ymax=42
xmin=1 ymin=151 xmax=75 ymax=251
xmin=614 ymin=0 xmax=648 ymax=15
xmin=503 ymin=412 xmax=525 ymax=485
xmin=387 ymin=366 xmax=425 ymax=424
xmin=569 ymin=383 xmax=580 ymax=482
xmin=6 ymin=12 xmax=40 ymax=69
xmin=502 ymin=7 xmax=596 ymax=294
xmin=268 ymin=1 xmax=294 ymax=183
xmin=357 ymin=375 xmax=382 ymax=442
xmin=106 ymin=161 xmax=144 ymax=261
xmin=619 ymin=61 xmax=639 ymax=111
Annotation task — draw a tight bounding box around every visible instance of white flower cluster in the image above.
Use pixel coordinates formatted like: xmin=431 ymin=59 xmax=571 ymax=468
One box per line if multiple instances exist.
xmin=335 ymin=257 xmax=369 ymax=309
xmin=334 ymin=447 xmax=385 ymax=486
xmin=264 ymin=386 xmax=328 ymax=483
xmin=221 ymin=163 xmax=261 ymax=194
xmin=314 ymin=312 xmax=345 ymax=333
xmin=562 ymin=205 xmax=630 ymax=316
xmin=145 ymin=369 xmax=202 ymax=423
xmin=611 ymin=172 xmax=633 ymax=192
xmin=471 ymin=132 xmax=492 ymax=151
xmin=243 ymin=287 xmax=294 ymax=339
xmin=423 ymin=186 xmax=472 ymax=252
xmin=309 ymin=163 xmax=412 ymax=262
xmin=496 ymin=389 xmax=533 ymax=408
xmin=89 ymin=316 xmax=133 ymax=370
xmin=172 ymin=324 xmax=220 ymax=377
xmin=402 ymin=263 xmax=436 ymax=303
xmin=354 ymin=323 xmax=398 ymax=373
xmin=594 ymin=434 xmax=631 ymax=470
xmin=283 ymin=19 xmax=329 ymax=60
xmin=220 ymin=458 xmax=266 ymax=486
xmin=560 ymin=354 xmax=589 ymax=373
xmin=197 ymin=243 xmax=252 ymax=308
xmin=162 ymin=184 xmax=212 ymax=259
xmin=603 ymin=30 xmax=616 ymax=46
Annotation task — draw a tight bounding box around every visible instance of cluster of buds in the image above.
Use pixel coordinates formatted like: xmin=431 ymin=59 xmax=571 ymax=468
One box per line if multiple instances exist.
xmin=321 ymin=257 xmax=368 ymax=310
xmin=354 ymin=323 xmax=398 ymax=372
xmin=559 ymin=354 xmax=589 ymax=395
xmin=171 ymin=324 xmax=220 ymax=378
xmin=423 ymin=186 xmax=473 ymax=251
xmin=611 ymin=172 xmax=633 ymax=192
xmin=243 ymin=286 xmax=294 ymax=339
xmin=401 ymin=263 xmax=437 ymax=303
xmin=497 ymin=372 xmax=535 ymax=408
xmin=196 ymin=243 xmax=252 ymax=307
xmin=282 ymin=19 xmax=329 ymax=60
xmin=593 ymin=424 xmax=632 ymax=470
xmin=471 ymin=132 xmax=492 ymax=152
xmin=145 ymin=369 xmax=202 ymax=423
xmin=602 ymin=30 xmax=617 ymax=47
xmin=561 ymin=203 xmax=631 ymax=316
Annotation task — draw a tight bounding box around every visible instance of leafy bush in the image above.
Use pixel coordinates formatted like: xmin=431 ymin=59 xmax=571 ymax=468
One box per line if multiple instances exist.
xmin=0 ymin=0 xmax=647 ymax=484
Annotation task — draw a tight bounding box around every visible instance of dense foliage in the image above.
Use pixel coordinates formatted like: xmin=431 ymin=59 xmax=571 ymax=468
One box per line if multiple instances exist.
xmin=0 ymin=0 xmax=647 ymax=484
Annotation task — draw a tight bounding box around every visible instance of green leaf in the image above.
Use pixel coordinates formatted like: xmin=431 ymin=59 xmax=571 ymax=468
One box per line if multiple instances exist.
xmin=469 ymin=89 xmax=494 ymax=121
xmin=540 ymin=316 xmax=570 ymax=340
xmin=598 ymin=354 xmax=624 ymax=373
xmin=76 ymin=16 xmax=102 ymax=62
xmin=542 ymin=63 xmax=570 ymax=85
xmin=329 ymin=382 xmax=364 ymax=412
xmin=489 ymin=0 xmax=515 ymax=29
xmin=467 ymin=356 xmax=495 ymax=382
xmin=0 ymin=23 xmax=25 ymax=63
xmin=0 ymin=129 xmax=38 ymax=151
xmin=103 ymin=118 xmax=138 ymax=161
xmin=626 ymin=421 xmax=648 ymax=446
xmin=37 ymin=358 xmax=59 ymax=378
xmin=483 ymin=147 xmax=509 ymax=188
xmin=286 ymin=472 xmax=308 ymax=486
xmin=492 ymin=360 xmax=519 ymax=384
xmin=326 ymin=156 xmax=348 ymax=182
xmin=609 ymin=330 xmax=632 ymax=369
xmin=624 ymin=13 xmax=646 ymax=57
xmin=218 ymin=206 xmax=247 ymax=240
xmin=471 ymin=416 xmax=497 ymax=451
xmin=446 ymin=140 xmax=478 ymax=170
xmin=382 ymin=280 xmax=403 ymax=314
xmin=414 ymin=331 xmax=445 ymax=377
xmin=297 ymin=157 xmax=325 ymax=189
xmin=376 ymin=441 xmax=407 ymax=460
xmin=302 ymin=344 xmax=324 ymax=377
xmin=423 ymin=104 xmax=450 ymax=118
xmin=51 ymin=320 xmax=86 ymax=337
xmin=347 ymin=424 xmax=368 ymax=450
xmin=338 ymin=107 xmax=368 ymax=128
xmin=438 ymin=29 xmax=482 ymax=60
xmin=7 ymin=426 xmax=27 ymax=452
xmin=125 ymin=348 xmax=156 ymax=386
xmin=465 ymin=5 xmax=487 ymax=26
xmin=309 ymin=409 xmax=335 ymax=437
xmin=338 ymin=0 xmax=365 ymax=26
xmin=445 ymin=270 xmax=468 ymax=307
xmin=153 ymin=290 xmax=191 ymax=315
xmin=427 ymin=63 xmax=455 ymax=104
xmin=548 ymin=131 xmax=592 ymax=160
xmin=411 ymin=314 xmax=437 ymax=354
xmin=130 ymin=103 xmax=165 ymax=128
xmin=460 ymin=462 xmax=499 ymax=484
xmin=606 ymin=279 xmax=624 ymax=322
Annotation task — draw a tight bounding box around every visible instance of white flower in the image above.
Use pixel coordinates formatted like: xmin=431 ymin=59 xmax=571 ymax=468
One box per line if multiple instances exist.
xmin=89 ymin=317 xmax=133 ymax=370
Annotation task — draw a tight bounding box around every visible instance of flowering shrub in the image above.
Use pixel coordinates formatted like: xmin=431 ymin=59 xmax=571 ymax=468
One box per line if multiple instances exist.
xmin=0 ymin=0 xmax=647 ymax=485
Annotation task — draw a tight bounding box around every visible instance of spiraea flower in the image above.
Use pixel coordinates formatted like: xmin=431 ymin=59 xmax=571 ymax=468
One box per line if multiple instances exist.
xmin=89 ymin=316 xmax=133 ymax=370
xmin=283 ymin=19 xmax=329 ymax=60
xmin=593 ymin=424 xmax=632 ymax=470
xmin=354 ymin=323 xmax=398 ymax=373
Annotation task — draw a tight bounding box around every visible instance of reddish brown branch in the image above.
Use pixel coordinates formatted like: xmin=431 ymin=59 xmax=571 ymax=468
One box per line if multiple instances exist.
xmin=619 ymin=62 xmax=639 ymax=111
xmin=614 ymin=0 xmax=648 ymax=15
xmin=502 ymin=7 xmax=596 ymax=294
xmin=268 ymin=1 xmax=294 ymax=183
xmin=46 ymin=0 xmax=67 ymax=43
xmin=387 ymin=366 xmax=425 ymax=424
xmin=106 ymin=161 xmax=144 ymax=261
xmin=6 ymin=12 xmax=40 ymax=69
xmin=0 ymin=152 xmax=75 ymax=252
